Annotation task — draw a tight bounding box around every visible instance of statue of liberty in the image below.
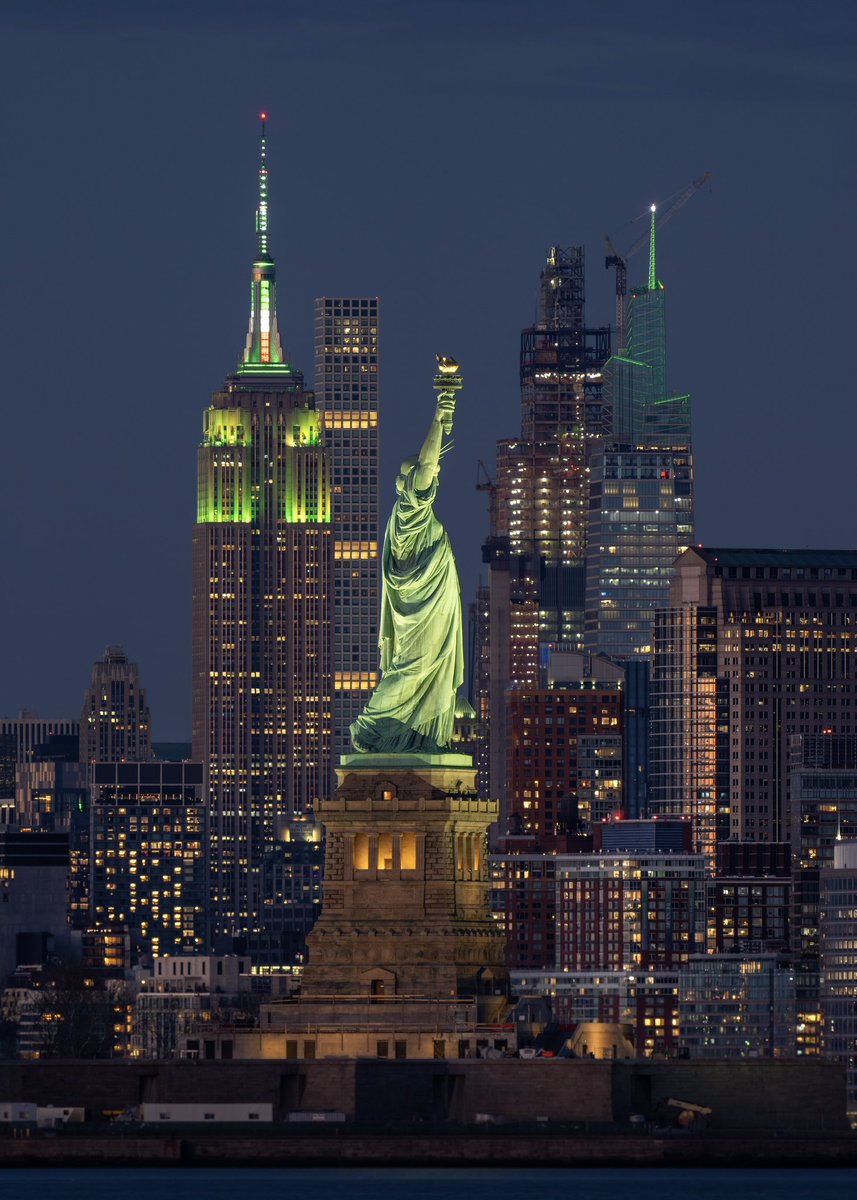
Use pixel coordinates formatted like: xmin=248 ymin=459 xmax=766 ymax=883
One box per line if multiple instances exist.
xmin=350 ymin=357 xmax=466 ymax=756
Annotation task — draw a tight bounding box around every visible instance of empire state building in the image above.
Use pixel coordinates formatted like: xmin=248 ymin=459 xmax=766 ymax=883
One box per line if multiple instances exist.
xmin=192 ymin=117 xmax=332 ymax=946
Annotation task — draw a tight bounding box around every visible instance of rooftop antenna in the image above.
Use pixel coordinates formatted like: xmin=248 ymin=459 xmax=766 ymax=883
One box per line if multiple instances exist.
xmin=256 ymin=112 xmax=270 ymax=261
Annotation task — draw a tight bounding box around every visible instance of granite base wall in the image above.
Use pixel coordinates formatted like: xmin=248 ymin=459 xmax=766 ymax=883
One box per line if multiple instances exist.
xmin=0 ymin=1057 xmax=846 ymax=1131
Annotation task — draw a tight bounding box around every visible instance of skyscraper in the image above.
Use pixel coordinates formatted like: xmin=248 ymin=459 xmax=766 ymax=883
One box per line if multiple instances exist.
xmin=650 ymin=547 xmax=857 ymax=857
xmin=585 ymin=209 xmax=694 ymax=660
xmin=192 ymin=118 xmax=332 ymax=947
xmin=313 ymin=297 xmax=380 ymax=769
xmin=499 ymin=246 xmax=611 ymax=656
xmin=79 ymin=646 xmax=152 ymax=765
xmin=482 ymin=246 xmax=611 ymax=807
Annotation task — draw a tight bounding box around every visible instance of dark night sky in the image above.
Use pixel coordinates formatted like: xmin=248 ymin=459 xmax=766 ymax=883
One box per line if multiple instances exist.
xmin=1 ymin=0 xmax=856 ymax=738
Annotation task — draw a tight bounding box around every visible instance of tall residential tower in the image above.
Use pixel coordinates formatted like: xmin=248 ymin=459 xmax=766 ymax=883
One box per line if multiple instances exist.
xmin=192 ymin=119 xmax=332 ymax=948
xmin=314 ymin=298 xmax=380 ymax=768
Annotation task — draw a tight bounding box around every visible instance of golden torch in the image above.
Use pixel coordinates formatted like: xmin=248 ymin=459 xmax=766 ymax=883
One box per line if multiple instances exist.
xmin=433 ymin=354 xmax=463 ymax=435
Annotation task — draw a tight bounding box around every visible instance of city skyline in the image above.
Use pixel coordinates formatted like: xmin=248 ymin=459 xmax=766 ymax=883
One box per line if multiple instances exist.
xmin=2 ymin=1 xmax=856 ymax=736
xmin=2 ymin=0 xmax=857 ymax=1140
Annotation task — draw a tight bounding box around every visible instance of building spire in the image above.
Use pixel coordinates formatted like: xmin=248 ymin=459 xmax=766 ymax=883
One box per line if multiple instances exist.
xmin=239 ymin=112 xmax=289 ymax=374
xmin=256 ymin=113 xmax=270 ymax=261
xmin=648 ymin=204 xmax=657 ymax=291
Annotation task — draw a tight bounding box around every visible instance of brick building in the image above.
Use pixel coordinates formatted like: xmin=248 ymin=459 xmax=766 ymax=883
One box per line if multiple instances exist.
xmin=507 ymin=677 xmax=623 ymax=840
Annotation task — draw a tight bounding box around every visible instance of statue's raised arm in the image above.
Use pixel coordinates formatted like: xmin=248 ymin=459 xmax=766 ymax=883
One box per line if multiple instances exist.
xmin=349 ymin=357 xmax=465 ymax=758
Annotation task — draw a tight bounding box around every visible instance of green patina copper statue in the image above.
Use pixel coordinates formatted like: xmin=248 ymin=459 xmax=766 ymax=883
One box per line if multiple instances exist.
xmin=350 ymin=357 xmax=466 ymax=756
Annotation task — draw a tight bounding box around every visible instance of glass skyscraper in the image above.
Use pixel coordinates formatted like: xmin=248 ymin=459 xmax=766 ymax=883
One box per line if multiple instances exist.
xmin=585 ymin=210 xmax=694 ymax=660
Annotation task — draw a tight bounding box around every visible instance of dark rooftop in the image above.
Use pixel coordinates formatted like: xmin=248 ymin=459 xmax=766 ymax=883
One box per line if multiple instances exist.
xmin=685 ymin=548 xmax=857 ymax=568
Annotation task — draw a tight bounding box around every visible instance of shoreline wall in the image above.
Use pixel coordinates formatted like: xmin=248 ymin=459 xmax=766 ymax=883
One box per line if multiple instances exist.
xmin=0 ymin=1058 xmax=846 ymax=1133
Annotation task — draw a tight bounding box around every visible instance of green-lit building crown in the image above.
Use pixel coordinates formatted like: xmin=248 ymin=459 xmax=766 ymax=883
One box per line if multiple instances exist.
xmin=606 ymin=204 xmax=689 ymax=446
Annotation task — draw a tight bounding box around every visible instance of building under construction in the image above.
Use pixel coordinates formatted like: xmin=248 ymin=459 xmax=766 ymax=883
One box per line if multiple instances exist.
xmin=477 ymin=195 xmax=699 ymax=824
xmin=479 ymin=246 xmax=611 ymax=814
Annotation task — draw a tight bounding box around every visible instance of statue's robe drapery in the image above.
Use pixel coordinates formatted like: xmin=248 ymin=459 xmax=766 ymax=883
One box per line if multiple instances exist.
xmin=350 ymin=468 xmax=463 ymax=755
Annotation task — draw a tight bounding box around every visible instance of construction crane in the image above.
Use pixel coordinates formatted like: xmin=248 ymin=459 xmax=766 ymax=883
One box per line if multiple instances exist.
xmin=605 ymin=172 xmax=711 ymax=353
xmin=476 ymin=460 xmax=498 ymax=534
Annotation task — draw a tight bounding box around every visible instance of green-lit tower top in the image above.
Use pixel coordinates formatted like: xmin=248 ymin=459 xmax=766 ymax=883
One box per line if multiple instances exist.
xmin=647 ymin=203 xmax=663 ymax=292
xmin=238 ymin=113 xmax=291 ymax=375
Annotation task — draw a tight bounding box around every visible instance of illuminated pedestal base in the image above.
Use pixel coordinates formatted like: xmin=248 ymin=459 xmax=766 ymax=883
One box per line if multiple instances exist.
xmin=302 ymin=756 xmax=507 ymax=1019
xmin=338 ymin=751 xmax=474 ymax=772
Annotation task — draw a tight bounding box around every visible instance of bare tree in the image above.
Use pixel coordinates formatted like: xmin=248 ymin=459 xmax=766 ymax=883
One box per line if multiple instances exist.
xmin=34 ymin=965 xmax=128 ymax=1059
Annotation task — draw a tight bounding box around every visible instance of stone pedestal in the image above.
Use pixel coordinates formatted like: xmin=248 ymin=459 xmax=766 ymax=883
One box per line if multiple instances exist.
xmin=303 ymin=754 xmax=507 ymax=1014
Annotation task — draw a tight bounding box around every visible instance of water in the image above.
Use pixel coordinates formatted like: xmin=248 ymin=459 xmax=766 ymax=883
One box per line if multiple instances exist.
xmin=0 ymin=1168 xmax=853 ymax=1200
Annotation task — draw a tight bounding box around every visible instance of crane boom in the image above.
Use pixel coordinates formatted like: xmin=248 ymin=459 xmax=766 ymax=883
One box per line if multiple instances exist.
xmin=476 ymin=460 xmax=498 ymax=534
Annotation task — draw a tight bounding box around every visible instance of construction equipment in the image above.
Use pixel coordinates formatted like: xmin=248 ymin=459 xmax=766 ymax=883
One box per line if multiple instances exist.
xmin=476 ymin=460 xmax=498 ymax=533
xmin=605 ymin=172 xmax=711 ymax=352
